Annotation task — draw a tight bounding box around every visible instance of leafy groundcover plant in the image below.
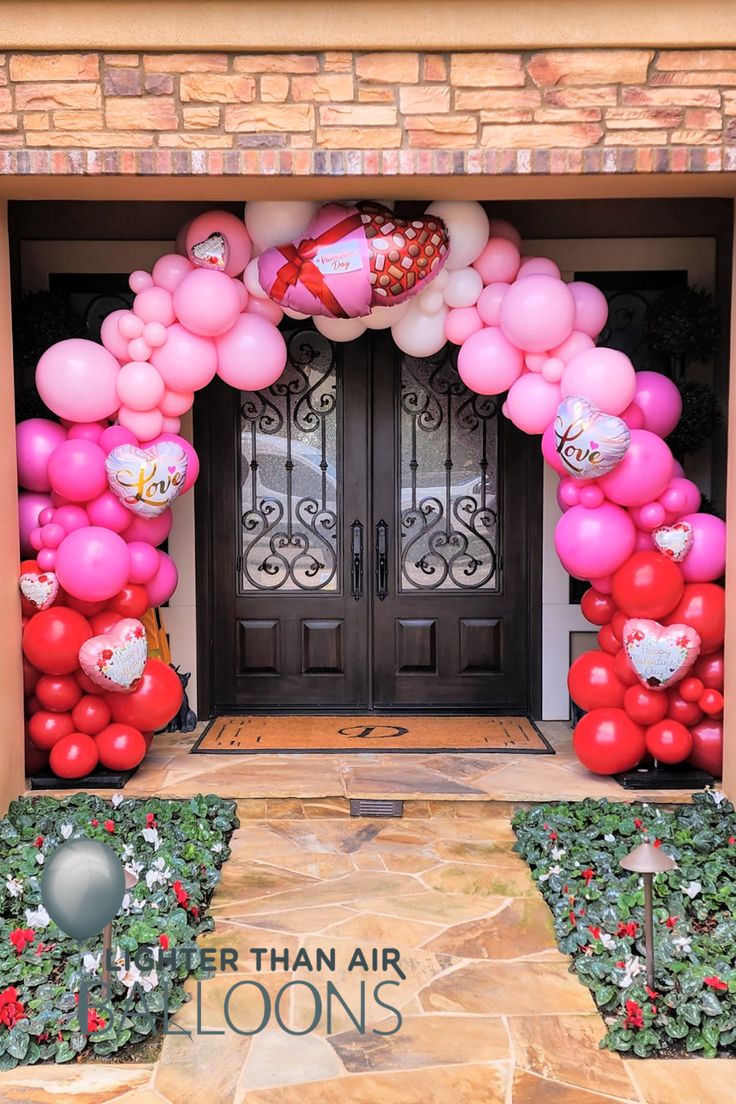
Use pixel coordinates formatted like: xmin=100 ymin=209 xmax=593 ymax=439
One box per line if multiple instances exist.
xmin=513 ymin=792 xmax=736 ymax=1058
xmin=0 ymin=792 xmax=238 ymax=1069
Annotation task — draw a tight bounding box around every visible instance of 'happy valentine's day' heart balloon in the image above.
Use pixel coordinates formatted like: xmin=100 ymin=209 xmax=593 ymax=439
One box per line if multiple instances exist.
xmin=652 ymin=521 xmax=694 ymax=563
xmin=78 ymin=617 xmax=147 ymax=692
xmin=106 ymin=442 xmax=188 ymax=519
xmin=19 ymin=570 xmax=59 ymax=611
xmin=623 ymin=618 xmax=701 ymax=690
xmin=554 ymin=395 xmax=631 ymax=480
xmin=42 ymin=839 xmax=125 ymax=941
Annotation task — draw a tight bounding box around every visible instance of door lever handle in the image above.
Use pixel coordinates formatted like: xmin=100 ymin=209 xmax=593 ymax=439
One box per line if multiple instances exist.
xmin=375 ymin=518 xmax=388 ymax=601
xmin=350 ymin=519 xmax=364 ymax=600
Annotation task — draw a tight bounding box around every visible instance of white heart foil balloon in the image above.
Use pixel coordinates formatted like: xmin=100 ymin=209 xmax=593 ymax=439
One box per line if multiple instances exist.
xmin=106 ymin=442 xmax=188 ymax=518
xmin=554 ymin=395 xmax=630 ymax=480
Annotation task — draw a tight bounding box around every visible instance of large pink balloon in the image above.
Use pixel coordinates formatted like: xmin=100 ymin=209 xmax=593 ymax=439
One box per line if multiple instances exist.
xmin=472 ymin=238 xmax=520 ymax=285
xmin=55 ymin=526 xmax=131 ymax=602
xmin=19 ymin=492 xmax=53 ymax=557
xmin=505 ymin=374 xmax=561 ymax=434
xmin=567 ymin=281 xmax=609 ymax=338
xmin=560 ymin=347 xmax=636 ymax=416
xmin=146 ymin=550 xmax=179 ymax=605
xmin=86 ymin=491 xmax=134 ymax=534
xmin=457 ymin=326 xmax=523 ymax=395
xmin=47 ymin=440 xmax=108 ymax=503
xmin=555 ymin=503 xmax=637 ymax=580
xmin=16 ymin=419 xmax=67 ymax=492
xmin=123 ymin=509 xmax=173 ymax=547
xmin=185 ymin=210 xmax=252 ymax=277
xmin=173 ymin=269 xmax=243 ymax=336
xmin=633 ymin=371 xmax=683 ymax=438
xmin=598 ymin=429 xmax=674 ymax=507
xmin=127 ymin=541 xmax=161 ymax=584
xmin=678 ymin=513 xmax=726 ymax=582
xmin=215 ymin=314 xmax=287 ymax=390
xmin=499 ymin=275 xmax=575 ymax=353
xmin=151 ymin=323 xmax=218 ymax=392
xmin=36 ymin=339 xmax=121 ymax=422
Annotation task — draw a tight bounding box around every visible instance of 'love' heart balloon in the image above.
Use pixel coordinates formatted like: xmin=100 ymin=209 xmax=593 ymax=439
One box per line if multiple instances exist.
xmin=652 ymin=521 xmax=694 ymax=563
xmin=623 ymin=617 xmax=701 ymax=690
xmin=106 ymin=442 xmax=188 ymax=519
xmin=19 ymin=570 xmax=59 ymax=611
xmin=78 ymin=617 xmax=148 ymax=693
xmin=554 ymin=396 xmax=630 ymax=480
xmin=41 ymin=839 xmax=126 ymax=941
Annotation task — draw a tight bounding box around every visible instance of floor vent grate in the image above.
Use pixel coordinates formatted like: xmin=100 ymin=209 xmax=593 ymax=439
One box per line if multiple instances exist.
xmin=350 ymin=799 xmax=404 ymax=818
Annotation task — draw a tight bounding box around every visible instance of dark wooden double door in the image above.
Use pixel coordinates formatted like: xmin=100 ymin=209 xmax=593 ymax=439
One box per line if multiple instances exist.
xmin=198 ymin=323 xmax=538 ymax=714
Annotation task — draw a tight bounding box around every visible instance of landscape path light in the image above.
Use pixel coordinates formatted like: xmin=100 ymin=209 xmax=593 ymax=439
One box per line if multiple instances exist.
xmin=620 ymin=841 xmax=677 ymax=989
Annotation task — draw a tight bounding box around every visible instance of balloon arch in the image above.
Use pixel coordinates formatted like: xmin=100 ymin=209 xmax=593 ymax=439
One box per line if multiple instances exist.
xmin=16 ymin=200 xmax=726 ymax=780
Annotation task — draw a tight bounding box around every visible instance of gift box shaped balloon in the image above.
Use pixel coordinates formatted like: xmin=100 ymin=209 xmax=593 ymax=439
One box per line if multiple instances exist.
xmin=257 ymin=202 xmax=450 ymax=319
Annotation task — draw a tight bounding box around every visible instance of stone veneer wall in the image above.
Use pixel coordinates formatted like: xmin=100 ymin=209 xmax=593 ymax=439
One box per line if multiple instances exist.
xmin=0 ymin=49 xmax=734 ymax=176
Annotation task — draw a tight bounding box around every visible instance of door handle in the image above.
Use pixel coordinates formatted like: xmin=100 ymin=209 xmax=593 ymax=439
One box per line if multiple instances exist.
xmin=350 ymin=519 xmax=364 ymax=600
xmin=375 ymin=518 xmax=388 ymax=601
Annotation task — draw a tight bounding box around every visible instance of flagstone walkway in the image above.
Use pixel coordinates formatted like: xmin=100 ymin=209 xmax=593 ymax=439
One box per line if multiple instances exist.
xmin=0 ymin=801 xmax=730 ymax=1104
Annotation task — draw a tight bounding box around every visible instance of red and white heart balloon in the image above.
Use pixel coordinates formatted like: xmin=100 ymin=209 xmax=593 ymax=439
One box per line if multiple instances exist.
xmin=623 ymin=618 xmax=701 ymax=691
xmin=19 ymin=570 xmax=59 ymax=612
xmin=78 ymin=618 xmax=148 ymax=693
xmin=652 ymin=521 xmax=694 ymax=563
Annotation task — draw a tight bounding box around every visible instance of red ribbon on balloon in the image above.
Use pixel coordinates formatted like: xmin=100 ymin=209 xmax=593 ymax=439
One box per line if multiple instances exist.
xmin=268 ymin=211 xmax=364 ymax=319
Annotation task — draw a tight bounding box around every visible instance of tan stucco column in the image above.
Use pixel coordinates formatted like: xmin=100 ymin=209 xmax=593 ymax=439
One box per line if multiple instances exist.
xmin=722 ymin=204 xmax=736 ymax=800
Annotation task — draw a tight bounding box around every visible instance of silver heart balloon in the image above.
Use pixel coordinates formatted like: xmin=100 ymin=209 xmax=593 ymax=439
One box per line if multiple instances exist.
xmin=41 ymin=839 xmax=126 ymax=941
xmin=554 ymin=395 xmax=630 ymax=480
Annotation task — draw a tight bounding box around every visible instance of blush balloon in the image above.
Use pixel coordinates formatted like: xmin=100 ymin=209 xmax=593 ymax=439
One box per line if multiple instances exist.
xmin=151 ymin=323 xmax=218 ymax=392
xmin=499 ymin=274 xmax=575 ymax=353
xmin=173 ymin=269 xmax=243 ymax=336
xmin=152 ymin=253 xmax=194 ymax=292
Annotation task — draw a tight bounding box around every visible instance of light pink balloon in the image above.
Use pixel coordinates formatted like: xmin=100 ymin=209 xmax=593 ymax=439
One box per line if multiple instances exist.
xmin=560 ymin=347 xmax=636 ymax=416
xmin=621 ymin=401 xmax=645 ymax=430
xmin=117 ymin=406 xmax=165 ymax=442
xmin=554 ymin=502 xmax=637 ymax=580
xmin=36 ymin=339 xmax=121 ymax=423
xmin=488 ymin=218 xmax=522 ymax=249
xmin=146 ymin=550 xmax=179 ymax=605
xmin=116 ymin=361 xmax=166 ymax=412
xmin=160 ymin=388 xmax=195 ymax=417
xmin=246 ymin=297 xmax=284 ymax=325
xmin=185 ymin=210 xmax=253 ymax=277
xmin=119 ymin=312 xmax=144 ymax=340
xmin=99 ymin=425 xmax=138 ymax=453
xmin=152 ymin=253 xmax=194 ymax=292
xmin=86 ymin=491 xmax=134 ymax=534
xmin=56 ymin=526 xmax=131 ymax=602
xmin=173 ymin=269 xmax=242 ymax=336
xmin=53 ymin=504 xmax=89 ymax=534
xmin=598 ymin=429 xmax=674 ymax=507
xmin=16 ymin=418 xmax=67 ymax=493
xmin=477 ymin=283 xmax=509 ymax=327
xmin=123 ymin=509 xmax=173 ymax=547
xmin=550 ymin=330 xmax=595 ymax=364
xmin=37 ymin=548 xmax=56 ymax=571
xmin=499 ymin=275 xmax=575 ymax=354
xmin=567 ymin=281 xmax=609 ymax=338
xmin=541 ymin=423 xmax=566 ymax=474
xmin=47 ymin=439 xmax=108 ymax=503
xmin=162 ymin=416 xmax=182 ymax=434
xmin=19 ymin=492 xmax=53 ymax=557
xmin=127 ymin=541 xmax=161 ymax=584
xmin=541 ymin=357 xmax=565 ymax=383
xmin=659 ymin=477 xmax=701 ymax=517
xmin=144 ymin=321 xmax=167 ymax=348
xmin=129 ymin=270 xmax=154 ymax=293
xmin=141 ymin=432 xmax=199 ymax=493
xmin=127 ymin=337 xmax=152 ymax=363
xmin=505 ymin=374 xmax=561 ymax=434
xmin=215 ymin=314 xmax=287 ymax=390
xmin=517 ymin=257 xmax=561 ymax=280
xmin=633 ymin=371 xmax=683 ymax=438
xmin=445 ymin=306 xmax=483 ymax=345
xmin=457 ymin=326 xmax=524 ymax=395
xmin=679 ymin=512 xmax=726 ymax=582
xmin=472 ymin=238 xmax=520 ymax=285
xmin=151 ymin=323 xmax=218 ymax=392
xmin=133 ymin=286 xmax=176 ymax=327
xmin=100 ymin=309 xmax=133 ymax=361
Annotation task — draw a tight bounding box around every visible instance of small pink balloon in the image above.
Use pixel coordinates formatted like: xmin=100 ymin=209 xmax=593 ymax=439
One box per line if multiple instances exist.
xmin=118 ymin=312 xmax=144 ymax=340
xmin=36 ymin=339 xmax=121 ymax=423
xmin=127 ymin=541 xmax=161 ymax=584
xmin=161 ymin=416 xmax=182 ymax=434
xmin=634 ymin=530 xmax=654 ymax=552
xmin=554 ymin=502 xmax=636 ymax=580
xmin=500 ymin=275 xmax=575 ymax=354
xmin=457 ymin=326 xmax=523 ymax=395
xmin=173 ymin=269 xmax=242 ymax=336
xmin=541 ymin=357 xmax=565 ymax=383
xmin=127 ymin=338 xmax=152 ymax=363
xmin=621 ymin=401 xmax=645 ymax=430
xmin=472 ymin=238 xmax=520 ymax=285
xmin=541 ymin=423 xmax=566 ymax=474
xmin=246 ymin=297 xmax=284 ymax=325
xmin=116 ymin=361 xmax=166 ymax=412
xmin=567 ymin=281 xmax=609 ymax=338
xmin=236 ymin=282 xmax=249 ymax=311
xmin=117 ymin=406 xmax=165 ymax=442
xmin=561 ymin=347 xmax=636 ymax=416
xmin=38 ymin=507 xmax=55 ymax=526
xmin=559 ymin=479 xmax=580 ymax=507
xmin=50 ymin=492 xmax=70 ymax=508
xmin=599 ymin=429 xmax=674 ymax=508
xmin=99 ymin=425 xmax=138 ymax=453
xmin=505 ymin=374 xmax=561 ymax=435
xmin=151 ymin=323 xmax=218 ymax=392
xmin=100 ymin=309 xmax=133 ymax=361
xmin=86 ymin=491 xmax=134 ymax=534
xmin=590 ymin=575 xmax=614 ymax=595
xmin=445 ymin=306 xmax=483 ymax=346
xmin=146 ymin=550 xmax=179 ymax=605
xmin=54 ymin=504 xmax=89 ymax=534
xmin=159 ymin=388 xmax=195 ymax=417
xmin=29 ymin=527 xmax=44 ymax=552
xmin=550 ymin=330 xmax=595 ymax=364
xmin=39 ymin=522 xmax=65 ymax=549
xmin=679 ymin=512 xmax=727 ymax=582
xmin=659 ymin=477 xmax=701 ymax=517
xmin=517 ymin=257 xmax=561 ymax=280
xmin=152 ymin=253 xmax=194 ymax=292
xmin=123 ymin=509 xmax=173 ymax=547
xmin=634 ymin=371 xmax=683 ymax=438
xmin=144 ymin=321 xmax=167 ymax=348
xmin=579 ymin=485 xmax=605 ymax=509
xmin=47 ymin=439 xmax=108 ymax=503
xmin=56 ymin=526 xmax=131 ymax=602
xmin=630 ymin=502 xmax=666 ymax=531
xmin=129 ymin=270 xmax=154 ymax=293
xmin=37 ymin=548 xmax=57 ymax=571
xmin=477 ymin=282 xmax=509 ymax=327
xmin=489 ymin=218 xmax=522 ymax=249
xmin=525 ymin=354 xmax=546 ymax=373
xmin=67 ymin=422 xmax=106 ymax=443
xmin=16 ymin=419 xmax=67 ymax=493
xmin=185 ymin=210 xmax=253 ymax=277
xmin=215 ymin=315 xmax=287 ymax=390
xmin=142 ymin=432 xmax=199 ymax=493
xmin=672 ymin=460 xmax=686 ymax=478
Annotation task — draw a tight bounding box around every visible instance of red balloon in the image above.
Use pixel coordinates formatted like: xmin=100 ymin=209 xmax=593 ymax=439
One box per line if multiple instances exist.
xmin=76 ymin=669 xmax=103 ymax=696
xmin=89 ymin=611 xmax=123 ymax=636
xmin=664 ymin=583 xmax=725 ymax=656
xmin=573 ymin=708 xmax=646 ymax=775
xmin=27 ymin=710 xmax=75 ymax=750
xmin=23 ymin=657 xmax=40 ymax=698
xmin=64 ymin=594 xmax=108 ymax=617
xmin=692 ymin=649 xmax=724 ymax=691
xmin=142 ymin=730 xmax=155 ymax=751
xmin=614 ymin=647 xmax=640 ymax=687
xmin=107 ymin=584 xmax=149 ymax=620
xmin=72 ymin=695 xmax=111 ymax=736
xmin=24 ymin=735 xmax=49 ymax=776
xmin=611 ymin=610 xmax=628 ymax=643
xmin=699 ymin=688 xmax=724 ymax=718
xmin=645 ymin=719 xmax=692 ymax=764
xmin=597 ymin=624 xmax=621 ymax=656
xmin=612 ymin=552 xmax=684 ymax=619
xmin=581 ymin=588 xmax=617 ymax=626
xmin=666 ymin=690 xmax=704 ymax=727
xmin=20 ymin=558 xmax=39 ymax=574
xmin=679 ymin=677 xmax=705 ymax=703
xmin=689 ymin=719 xmax=723 ymax=777
xmin=22 ymin=607 xmax=92 ymax=675
xmin=567 ymin=651 xmax=626 ymax=711
xmin=49 ymin=732 xmax=99 ymax=779
xmin=35 ymin=673 xmax=83 ymax=713
xmin=95 ymin=723 xmax=147 ymax=771
xmin=624 ymin=685 xmax=668 ymax=726
xmin=106 ymin=659 xmax=182 ymax=731
xmin=25 ymin=695 xmax=40 ymax=717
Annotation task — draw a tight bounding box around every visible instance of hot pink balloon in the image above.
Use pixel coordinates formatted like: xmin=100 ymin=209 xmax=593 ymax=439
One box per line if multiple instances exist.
xmin=559 ymin=479 xmax=580 ymax=508
xmin=116 ymin=361 xmax=166 ymax=412
xmin=590 ymin=574 xmax=614 ymax=595
xmin=579 ymin=484 xmax=605 ymax=509
xmin=133 ymin=286 xmax=176 ymax=327
xmin=55 ymin=526 xmax=131 ymax=602
xmin=246 ymin=297 xmax=284 ymax=325
xmin=100 ymin=309 xmax=133 ymax=361
xmin=86 ymin=491 xmax=134 ymax=534
xmin=621 ymin=402 xmax=645 ymax=430
xmin=567 ymin=281 xmax=609 ymax=338
xmin=16 ymin=419 xmax=67 ymax=493
xmin=47 ymin=440 xmax=108 ymax=503
xmin=99 ymin=425 xmax=138 ymax=454
xmin=457 ymin=326 xmax=523 ymax=395
xmin=659 ymin=477 xmax=701 ymax=518
xmin=629 ymin=502 xmax=666 ymax=531
xmin=445 ymin=306 xmax=483 ymax=346
xmin=599 ymin=429 xmax=673 ymax=508
xmin=185 ymin=210 xmax=253 ymax=277
xmin=127 ymin=541 xmax=161 ymax=584
xmin=38 ymin=508 xmax=55 ymax=526
xmin=499 ymin=275 xmax=575 ymax=353
xmin=152 ymin=252 xmax=194 ymax=292
xmin=39 ymin=523 xmax=65 ymax=549
xmin=160 ymin=388 xmax=195 ymax=418
xmin=37 ymin=548 xmax=56 ymax=571
xmin=123 ymin=508 xmax=173 ymax=547
xmin=472 ymin=238 xmax=520 ymax=285
xmin=151 ymin=323 xmax=218 ymax=392
xmin=215 ymin=314 xmax=287 ymax=390
xmin=678 ymin=513 xmax=726 ymax=582
xmin=173 ymin=268 xmax=242 ymax=337
xmin=146 ymin=550 xmax=179 ymax=606
xmin=505 ymin=374 xmax=561 ymax=434
xmin=117 ymin=406 xmax=164 ymax=443
xmin=561 ymin=347 xmax=636 ymax=416
xmin=633 ymin=371 xmax=683 ymax=438
xmin=67 ymin=422 xmax=106 ymax=444
xmin=19 ymin=492 xmax=53 ymax=557
xmin=477 ymin=283 xmax=509 ymax=327
xmin=554 ymin=502 xmax=637 ymax=580
xmin=54 ymin=504 xmax=89 ymax=534
xmin=550 ymin=330 xmax=595 ymax=364
xmin=29 ymin=527 xmax=44 ymax=551
xmin=634 ymin=530 xmax=655 ymax=552
xmin=36 ymin=339 xmax=121 ymax=423
xmin=541 ymin=423 xmax=566 ymax=474
xmin=141 ymin=432 xmax=199 ymax=493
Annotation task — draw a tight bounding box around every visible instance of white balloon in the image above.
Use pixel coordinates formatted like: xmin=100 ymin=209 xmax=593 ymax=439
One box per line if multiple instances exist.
xmin=443 ymin=267 xmax=484 ymax=309
xmin=363 ymin=302 xmax=408 ymax=330
xmin=431 ymin=268 xmax=451 ymax=292
xmin=425 ymin=201 xmax=490 ymax=271
xmin=391 ymin=302 xmax=448 ymax=357
xmin=417 ymin=288 xmax=445 ymax=316
xmin=244 ymin=201 xmax=319 ymax=254
xmin=282 ymin=307 xmax=310 ymax=320
xmin=314 ymin=315 xmax=368 ymax=342
xmin=243 ymin=258 xmax=269 ymax=300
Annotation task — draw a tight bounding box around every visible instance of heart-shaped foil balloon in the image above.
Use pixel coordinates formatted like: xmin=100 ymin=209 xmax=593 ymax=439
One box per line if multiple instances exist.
xmin=19 ymin=570 xmax=59 ymax=611
xmin=623 ymin=618 xmax=701 ymax=691
xmin=190 ymin=231 xmax=228 ymax=271
xmin=652 ymin=521 xmax=694 ymax=563
xmin=554 ymin=396 xmax=631 ymax=480
xmin=106 ymin=442 xmax=188 ymax=519
xmin=78 ymin=617 xmax=148 ymax=693
xmin=359 ymin=202 xmax=450 ymax=307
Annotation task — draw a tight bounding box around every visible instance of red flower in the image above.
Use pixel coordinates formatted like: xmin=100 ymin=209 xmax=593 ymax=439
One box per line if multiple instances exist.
xmin=653 ymin=839 xmax=662 ymax=848
xmin=664 ymin=915 xmax=679 ymax=929
xmin=704 ymin=976 xmax=728 ymax=992
xmin=90 ymin=819 xmax=99 ymax=828
xmin=582 ymin=868 xmax=595 ymax=885
xmin=569 ymin=909 xmax=576 ymax=926
xmin=9 ymin=928 xmax=35 ymax=955
xmin=634 ymin=818 xmax=644 ymax=830
xmin=729 ymin=836 xmax=736 ymax=845
xmin=104 ymin=820 xmax=114 ymax=833
xmin=0 ymin=987 xmax=26 ymax=1029
xmin=616 ymin=961 xmax=625 ymax=968
xmin=624 ymin=998 xmax=644 ymax=1030
xmin=548 ymin=831 xmax=558 ymax=841
xmin=617 ymin=920 xmax=638 ymax=938
xmin=587 ymin=925 xmax=602 ymax=941
xmin=189 ymin=905 xmax=200 ymax=919
xmin=645 ymin=985 xmax=659 ymax=999
xmin=35 ymin=941 xmax=53 ymax=956
xmin=173 ymin=880 xmax=189 ymax=907
xmin=145 ymin=812 xmax=157 ymax=827
xmin=87 ymin=1008 xmax=106 ymax=1034
xmin=34 ymin=836 xmax=43 ymax=848
xmin=158 ymin=933 xmax=169 ymax=950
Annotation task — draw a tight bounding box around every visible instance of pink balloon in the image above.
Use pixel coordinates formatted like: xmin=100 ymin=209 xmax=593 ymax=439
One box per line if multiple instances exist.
xmin=19 ymin=492 xmax=53 ymax=557
xmin=554 ymin=502 xmax=637 ymax=580
xmin=152 ymin=252 xmax=194 ymax=292
xmin=541 ymin=423 xmax=566 ymax=474
xmin=185 ymin=210 xmax=253 ymax=277
xmin=29 ymin=527 xmax=44 ymax=551
xmin=580 ymin=485 xmax=605 ymax=508
xmin=489 ymin=218 xmax=522 ymax=249
xmin=559 ymin=479 xmax=580 ymax=507
xmin=38 ymin=508 xmax=55 ymax=526
xmin=173 ymin=269 xmax=242 ymax=336
xmin=472 ymin=238 xmax=520 ymax=285
xmin=151 ymin=323 xmax=218 ymax=392
xmin=37 ymin=548 xmax=57 ymax=571
xmin=567 ymin=281 xmax=609 ymax=338
xmin=144 ymin=321 xmax=167 ymax=348
xmin=445 ymin=306 xmax=483 ymax=345
xmin=99 ymin=425 xmax=138 ymax=454
xmin=53 ymin=505 xmax=89 ymax=534
xmin=590 ymin=574 xmax=614 ymax=595
xmin=123 ymin=509 xmax=173 ymax=547
xmin=517 ymin=257 xmax=560 ymax=280
xmin=499 ymin=275 xmax=575 ymax=354
xmin=67 ymin=422 xmax=106 ymax=443
xmin=159 ymin=388 xmax=195 ymax=417
xmin=36 ymin=339 xmax=121 ymax=423
xmin=215 ymin=315 xmax=287 ymax=390
xmin=47 ymin=440 xmax=108 ymax=503
xmin=560 ymin=347 xmax=636 ymax=416
xmin=117 ymin=406 xmax=165 ymax=442
xmin=127 ymin=541 xmax=161 ymax=584
xmin=100 ymin=309 xmax=133 ymax=361
xmin=476 ymin=283 xmax=509 ymax=327
xmin=246 ymin=297 xmax=284 ymax=325
xmin=679 ymin=513 xmax=727 ymax=582
xmin=541 ymin=357 xmax=565 ymax=384
xmin=39 ymin=522 xmax=65 ymax=549
xmin=16 ymin=419 xmax=67 ymax=492
xmin=629 ymin=502 xmax=666 ymax=531
xmin=146 ymin=550 xmax=179 ymax=605
xmin=127 ymin=338 xmax=152 ymax=363
xmin=134 ymin=286 xmax=176 ymax=327
xmin=633 ymin=371 xmax=683 ymax=438
xmin=551 ymin=330 xmax=595 ymax=364
xmin=457 ymin=326 xmax=523 ymax=395
xmin=56 ymin=526 xmax=131 ymax=602
xmin=659 ymin=477 xmax=701 ymax=517
xmin=634 ymin=530 xmax=654 ymax=552
xmin=599 ymin=430 xmax=673 ymax=508
xmin=142 ymin=433 xmax=199 ymax=493
xmin=116 ymin=361 xmax=166 ymax=412
xmin=505 ymin=374 xmax=561 ymax=434
xmin=130 ymin=270 xmax=154 ymax=293
xmin=119 ymin=312 xmax=144 ymax=340
xmin=621 ymin=402 xmax=645 ymax=430
xmin=161 ymin=416 xmax=182 ymax=434
xmin=86 ymin=491 xmax=134 ymax=534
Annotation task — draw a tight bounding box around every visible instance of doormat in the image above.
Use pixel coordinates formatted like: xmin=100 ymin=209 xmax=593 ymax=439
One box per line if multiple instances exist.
xmin=191 ymin=715 xmax=553 ymax=754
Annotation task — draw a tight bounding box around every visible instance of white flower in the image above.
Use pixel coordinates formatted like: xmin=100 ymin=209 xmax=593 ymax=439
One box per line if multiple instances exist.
xmin=145 ymin=857 xmax=171 ymax=891
xmin=604 ymin=833 xmax=616 ymax=843
xmin=141 ymin=827 xmax=161 ymax=850
xmin=212 ymin=842 xmax=224 ymax=854
xmin=122 ymin=843 xmax=135 ymax=861
xmin=117 ymin=960 xmax=158 ymax=993
xmin=551 ymin=846 xmax=566 ymax=860
xmin=599 ymin=933 xmax=616 ymax=950
xmin=6 ymin=877 xmax=23 ymax=898
xmin=125 ymin=859 xmax=144 ymax=878
xmin=539 ymin=864 xmax=561 ymax=883
xmin=111 ymin=794 xmax=125 ymax=808
xmin=83 ymin=951 xmax=102 ymax=974
xmin=59 ymin=822 xmax=74 ymax=840
xmin=121 ymin=892 xmax=145 ymax=914
xmin=683 ymin=881 xmax=702 ymax=899
xmin=617 ymin=957 xmax=643 ymax=989
xmin=673 ymin=935 xmax=692 ymax=954
xmin=25 ymin=905 xmax=49 ymax=928
xmin=35 ymin=853 xmax=44 ymax=866
xmin=708 ymin=789 xmax=727 ymax=807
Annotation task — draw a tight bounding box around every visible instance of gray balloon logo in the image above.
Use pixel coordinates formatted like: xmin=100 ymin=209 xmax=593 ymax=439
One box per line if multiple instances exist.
xmin=41 ymin=839 xmax=126 ymax=941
